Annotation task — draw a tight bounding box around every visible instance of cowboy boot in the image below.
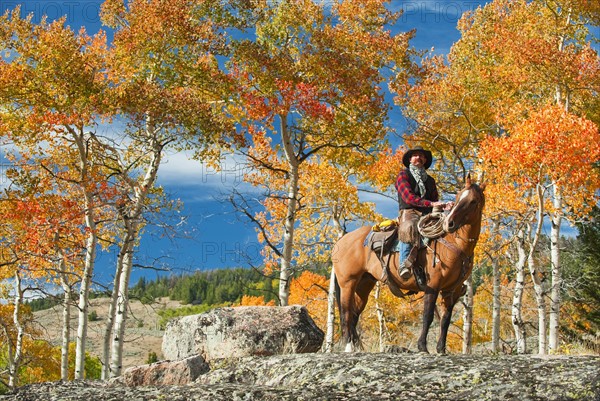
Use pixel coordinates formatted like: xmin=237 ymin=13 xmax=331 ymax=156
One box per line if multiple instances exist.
xmin=399 ymin=245 xmax=419 ymax=279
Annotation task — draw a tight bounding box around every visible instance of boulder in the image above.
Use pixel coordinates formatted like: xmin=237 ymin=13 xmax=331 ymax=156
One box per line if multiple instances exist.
xmin=162 ymin=306 xmax=324 ymax=362
xmin=114 ymin=355 xmax=209 ymax=386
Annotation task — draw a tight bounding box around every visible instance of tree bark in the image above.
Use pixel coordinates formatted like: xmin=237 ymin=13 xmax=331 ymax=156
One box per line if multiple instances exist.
xmin=526 ymin=185 xmax=548 ymax=354
xmin=491 ymin=254 xmax=501 ymax=353
xmin=102 ymin=258 xmax=123 ymax=379
xmin=324 ymin=268 xmax=336 ymax=353
xmin=107 ymin=120 xmax=163 ymax=377
xmin=527 ymin=250 xmax=548 ymax=355
xmin=8 ymin=272 xmax=24 ymax=389
xmin=549 ymin=183 xmax=563 ymax=351
xmin=462 ymin=276 xmax=473 ymax=354
xmin=488 ymin=220 xmax=501 ymax=354
xmin=374 ymin=282 xmax=387 ymax=352
xmin=278 ymin=115 xmax=298 ymax=306
xmin=59 ymin=257 xmax=72 ymax=381
xmin=324 ymin=210 xmax=346 ymax=353
xmin=547 ymin=4 xmax=571 ymax=353
xmin=73 ymin=131 xmax=98 ymax=380
xmin=512 ymin=229 xmax=527 ymax=354
xmin=75 ymin=222 xmax=97 ymax=379
xmin=110 ymin=223 xmax=137 ymax=377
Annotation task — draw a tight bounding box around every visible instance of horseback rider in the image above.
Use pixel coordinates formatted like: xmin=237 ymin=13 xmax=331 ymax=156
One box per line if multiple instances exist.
xmin=395 ymin=146 xmax=453 ymax=279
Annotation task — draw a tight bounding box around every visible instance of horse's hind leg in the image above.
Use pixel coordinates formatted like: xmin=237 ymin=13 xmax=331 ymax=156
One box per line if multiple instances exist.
xmin=349 ymin=273 xmax=377 ymax=349
xmin=338 ymin=274 xmax=377 ymax=352
xmin=337 ymin=276 xmax=360 ymax=351
xmin=417 ymin=289 xmax=439 ymax=353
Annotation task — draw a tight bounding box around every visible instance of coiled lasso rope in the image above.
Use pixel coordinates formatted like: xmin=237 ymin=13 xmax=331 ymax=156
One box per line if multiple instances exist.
xmin=417 ymin=206 xmax=447 ymax=239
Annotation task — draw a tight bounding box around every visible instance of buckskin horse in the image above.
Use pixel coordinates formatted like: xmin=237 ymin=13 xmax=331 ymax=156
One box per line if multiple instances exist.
xmin=332 ymin=174 xmax=485 ymax=354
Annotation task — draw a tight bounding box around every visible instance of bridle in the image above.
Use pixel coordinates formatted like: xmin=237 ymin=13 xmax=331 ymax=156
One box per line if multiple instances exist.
xmin=427 ymin=186 xmax=484 ymax=280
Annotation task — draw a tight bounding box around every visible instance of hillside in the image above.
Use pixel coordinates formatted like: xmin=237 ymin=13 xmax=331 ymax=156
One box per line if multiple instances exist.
xmin=33 ymin=297 xmax=183 ymax=369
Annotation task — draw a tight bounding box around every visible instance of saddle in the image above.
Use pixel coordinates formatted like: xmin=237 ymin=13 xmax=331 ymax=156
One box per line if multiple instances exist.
xmin=366 ymin=219 xmax=398 ymax=258
xmin=366 ymin=213 xmax=446 ymax=296
xmin=365 ymin=219 xmax=414 ymax=297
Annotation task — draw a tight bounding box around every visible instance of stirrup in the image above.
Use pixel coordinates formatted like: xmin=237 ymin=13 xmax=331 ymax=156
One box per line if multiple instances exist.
xmin=399 ymin=266 xmax=412 ymax=279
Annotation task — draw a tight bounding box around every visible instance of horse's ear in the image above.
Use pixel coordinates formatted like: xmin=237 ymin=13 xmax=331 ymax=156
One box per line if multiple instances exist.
xmin=465 ymin=172 xmax=472 ymax=188
xmin=480 ymin=182 xmax=487 ymax=191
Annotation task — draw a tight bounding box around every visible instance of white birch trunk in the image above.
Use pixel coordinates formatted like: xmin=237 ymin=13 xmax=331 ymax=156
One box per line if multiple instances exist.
xmin=527 ymin=252 xmax=548 ymax=355
xmin=527 ymin=185 xmax=548 ymax=355
xmin=278 ymin=175 xmax=298 ymax=306
xmin=8 ymin=272 xmax=24 ymax=389
xmin=547 ymin=6 xmax=570 ymax=353
xmin=462 ymin=276 xmax=473 ymax=354
xmin=374 ymin=282 xmax=387 ymax=352
xmin=549 ymin=183 xmax=563 ymax=351
xmin=108 ymin=121 xmax=163 ymax=377
xmin=101 ymin=259 xmax=123 ymax=379
xmin=324 ymin=210 xmax=346 ymax=353
xmin=74 ymin=131 xmax=98 ymax=380
xmin=110 ymin=227 xmax=136 ymax=377
xmin=324 ymin=268 xmax=336 ymax=353
xmin=555 ymin=8 xmax=571 ymax=110
xmin=75 ymin=228 xmax=97 ymax=379
xmin=278 ymin=116 xmax=298 ymax=306
xmin=491 ymin=254 xmax=501 ymax=353
xmin=60 ymin=284 xmax=71 ymax=381
xmin=512 ymin=230 xmax=527 ymax=354
xmin=489 ymin=220 xmax=501 ymax=353
xmin=59 ymin=256 xmax=72 ymax=381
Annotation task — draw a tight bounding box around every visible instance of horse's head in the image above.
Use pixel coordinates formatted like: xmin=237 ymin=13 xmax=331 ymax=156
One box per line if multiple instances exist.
xmin=443 ymin=173 xmax=486 ymax=234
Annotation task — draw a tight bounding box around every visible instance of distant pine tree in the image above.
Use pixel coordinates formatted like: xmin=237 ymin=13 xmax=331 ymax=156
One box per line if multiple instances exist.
xmin=28 ymin=267 xmax=286 ymax=312
xmin=130 ymin=267 xmax=279 ymax=306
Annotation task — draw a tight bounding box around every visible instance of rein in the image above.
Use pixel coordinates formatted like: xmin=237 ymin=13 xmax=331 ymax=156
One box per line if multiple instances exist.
xmin=418 ymin=209 xmax=477 ymax=288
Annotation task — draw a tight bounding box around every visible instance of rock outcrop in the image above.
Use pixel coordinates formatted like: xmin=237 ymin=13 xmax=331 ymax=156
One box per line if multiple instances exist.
xmin=3 ymin=305 xmax=598 ymax=400
xmin=161 ymin=306 xmax=324 ymax=362
xmin=2 ymin=353 xmax=599 ymax=400
xmin=113 ymin=355 xmax=209 ymax=386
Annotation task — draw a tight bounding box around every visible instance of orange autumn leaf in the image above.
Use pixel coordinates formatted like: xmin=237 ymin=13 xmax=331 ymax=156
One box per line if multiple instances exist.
xmin=289 ymin=270 xmax=329 ymax=330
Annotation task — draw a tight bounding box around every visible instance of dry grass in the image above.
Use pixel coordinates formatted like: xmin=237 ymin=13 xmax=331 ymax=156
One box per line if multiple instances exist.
xmin=33 ymin=297 xmax=183 ymax=370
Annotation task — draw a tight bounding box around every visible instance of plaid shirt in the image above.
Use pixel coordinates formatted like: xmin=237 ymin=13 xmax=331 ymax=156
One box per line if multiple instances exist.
xmin=395 ymin=169 xmax=439 ymax=208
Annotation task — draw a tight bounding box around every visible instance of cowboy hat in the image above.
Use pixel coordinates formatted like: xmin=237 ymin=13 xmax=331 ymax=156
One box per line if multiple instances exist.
xmin=402 ymin=146 xmax=433 ymax=169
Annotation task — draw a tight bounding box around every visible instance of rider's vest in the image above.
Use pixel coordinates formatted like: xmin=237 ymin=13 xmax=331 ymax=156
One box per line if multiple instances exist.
xmin=398 ymin=168 xmax=437 ymax=215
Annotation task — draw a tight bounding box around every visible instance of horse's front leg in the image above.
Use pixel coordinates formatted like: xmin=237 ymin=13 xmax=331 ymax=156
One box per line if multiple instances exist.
xmin=436 ymin=286 xmax=464 ymax=354
xmin=417 ymin=289 xmax=439 ymax=353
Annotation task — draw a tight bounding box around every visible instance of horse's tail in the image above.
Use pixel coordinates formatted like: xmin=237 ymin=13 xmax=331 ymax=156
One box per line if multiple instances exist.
xmin=329 ymin=267 xmax=347 ymax=332
xmin=333 ymin=269 xmax=341 ymax=317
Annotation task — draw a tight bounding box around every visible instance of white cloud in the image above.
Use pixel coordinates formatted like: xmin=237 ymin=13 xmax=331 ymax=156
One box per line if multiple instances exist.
xmin=157 ymin=151 xmax=257 ymax=198
xmin=358 ymin=189 xmax=399 ymax=219
xmin=394 ymin=1 xmax=484 ymax=22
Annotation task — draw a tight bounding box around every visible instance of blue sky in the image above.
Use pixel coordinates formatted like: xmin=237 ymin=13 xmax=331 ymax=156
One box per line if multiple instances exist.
xmin=1 ymin=1 xmax=492 ymax=285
